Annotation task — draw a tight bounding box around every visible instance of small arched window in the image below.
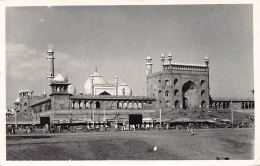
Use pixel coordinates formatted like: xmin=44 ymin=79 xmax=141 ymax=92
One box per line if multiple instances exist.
xmin=174 ymin=79 xmax=178 ymax=85
xmin=165 ymin=91 xmax=169 ymax=97
xmin=201 ymin=101 xmax=206 ymax=108
xmin=138 ymin=102 xmax=143 ymax=109
xmin=174 ymin=89 xmax=179 ymax=96
xmin=24 ymin=102 xmax=27 ymax=106
xmin=174 ymin=100 xmax=180 ymax=108
xmin=166 ymin=101 xmax=170 ymax=107
xmin=158 ymin=80 xmax=161 ymax=83
xmin=201 ymin=90 xmax=206 ymax=97
xmin=201 ymin=80 xmax=205 ymax=87
xmin=165 ymin=79 xmax=170 ymax=86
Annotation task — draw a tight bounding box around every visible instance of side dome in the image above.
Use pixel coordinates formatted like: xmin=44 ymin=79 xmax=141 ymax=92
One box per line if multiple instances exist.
xmin=15 ymin=97 xmax=20 ymax=103
xmin=118 ymin=81 xmax=132 ymax=96
xmin=68 ymin=84 xmax=77 ymax=95
xmin=84 ymin=72 xmax=107 ymax=94
xmin=53 ymin=72 xmax=65 ymax=82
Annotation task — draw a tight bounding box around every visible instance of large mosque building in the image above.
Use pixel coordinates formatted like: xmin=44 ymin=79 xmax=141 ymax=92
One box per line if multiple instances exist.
xmin=13 ymin=49 xmax=156 ymax=125
xmin=10 ymin=48 xmax=254 ymax=126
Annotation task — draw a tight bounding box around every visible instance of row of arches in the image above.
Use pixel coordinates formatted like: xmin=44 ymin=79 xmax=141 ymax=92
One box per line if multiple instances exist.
xmin=71 ymin=100 xmax=145 ymax=110
xmin=52 ymin=85 xmax=68 ymax=93
xmin=160 ymin=89 xmax=206 ymax=98
xmin=71 ymin=101 xmax=100 ymax=109
xmin=159 ymin=89 xmax=180 ymax=97
xmin=117 ymin=101 xmax=143 ymax=109
xmin=211 ymin=101 xmax=254 ymax=110
xmin=158 ymin=79 xmax=179 ymax=86
xmin=164 ymin=100 xmax=207 ymax=108
xmin=242 ymin=102 xmax=254 ymax=109
xmin=158 ymin=79 xmax=206 ymax=87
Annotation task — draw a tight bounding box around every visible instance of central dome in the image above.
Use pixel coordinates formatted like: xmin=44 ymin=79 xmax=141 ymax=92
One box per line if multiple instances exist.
xmin=84 ymin=71 xmax=107 ymax=94
xmin=53 ymin=72 xmax=65 ymax=82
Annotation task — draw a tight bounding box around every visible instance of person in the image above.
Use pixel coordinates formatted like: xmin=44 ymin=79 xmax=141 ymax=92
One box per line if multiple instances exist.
xmin=189 ymin=123 xmax=195 ymax=135
xmin=187 ymin=124 xmax=190 ymax=133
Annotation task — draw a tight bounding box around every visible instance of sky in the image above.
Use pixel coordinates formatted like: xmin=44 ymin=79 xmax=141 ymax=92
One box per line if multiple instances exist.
xmin=5 ymin=5 xmax=254 ymax=108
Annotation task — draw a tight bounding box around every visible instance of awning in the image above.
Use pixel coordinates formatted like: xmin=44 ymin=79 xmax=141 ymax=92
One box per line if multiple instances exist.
xmin=162 ymin=119 xmax=171 ymax=122
xmin=143 ymin=117 xmax=153 ymax=123
xmin=221 ymin=119 xmax=231 ymax=123
xmin=170 ymin=118 xmax=193 ymax=123
xmin=194 ymin=119 xmax=207 ymax=123
xmin=206 ymin=119 xmax=217 ymax=123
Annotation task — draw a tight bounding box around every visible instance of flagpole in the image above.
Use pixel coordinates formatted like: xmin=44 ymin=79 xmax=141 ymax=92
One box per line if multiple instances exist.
xmin=160 ymin=106 xmax=162 ymax=129
xmin=231 ymin=100 xmax=233 ymax=129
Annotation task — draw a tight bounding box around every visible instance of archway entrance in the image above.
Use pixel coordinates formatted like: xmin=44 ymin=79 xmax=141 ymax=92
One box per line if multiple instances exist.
xmin=182 ymin=81 xmax=199 ymax=110
xmin=99 ymin=91 xmax=111 ymax=95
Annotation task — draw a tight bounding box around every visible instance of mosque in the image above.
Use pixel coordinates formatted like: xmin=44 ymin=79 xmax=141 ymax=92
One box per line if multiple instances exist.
xmin=13 ymin=49 xmax=156 ymax=126
xmin=9 ymin=48 xmax=254 ymax=127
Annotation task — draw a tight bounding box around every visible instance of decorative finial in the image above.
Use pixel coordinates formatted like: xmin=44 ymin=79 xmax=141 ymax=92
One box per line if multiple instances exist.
xmin=168 ymin=51 xmax=172 ymax=57
xmin=95 ymin=66 xmax=97 ymax=72
xmin=47 ymin=44 xmax=54 ymax=53
xmin=204 ymin=54 xmax=209 ymax=60
xmin=161 ymin=52 xmax=165 ymax=58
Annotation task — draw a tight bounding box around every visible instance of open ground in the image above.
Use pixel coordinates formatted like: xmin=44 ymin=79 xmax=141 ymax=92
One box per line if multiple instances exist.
xmin=6 ymin=128 xmax=254 ymax=160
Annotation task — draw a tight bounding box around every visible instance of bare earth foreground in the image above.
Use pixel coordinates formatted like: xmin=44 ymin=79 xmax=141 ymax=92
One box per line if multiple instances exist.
xmin=6 ymin=128 xmax=254 ymax=160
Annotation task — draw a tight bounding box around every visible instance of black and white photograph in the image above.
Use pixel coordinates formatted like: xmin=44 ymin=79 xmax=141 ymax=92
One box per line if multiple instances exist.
xmin=1 ymin=1 xmax=259 ymax=165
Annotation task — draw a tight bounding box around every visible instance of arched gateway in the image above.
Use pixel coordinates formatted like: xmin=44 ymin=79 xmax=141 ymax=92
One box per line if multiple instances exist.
xmin=182 ymin=81 xmax=199 ymax=110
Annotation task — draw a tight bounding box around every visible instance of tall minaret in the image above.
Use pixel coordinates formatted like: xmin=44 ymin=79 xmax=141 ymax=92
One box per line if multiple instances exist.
xmin=115 ymin=76 xmax=118 ymax=95
xmin=47 ymin=48 xmax=55 ymax=81
xmin=146 ymin=56 xmax=153 ymax=75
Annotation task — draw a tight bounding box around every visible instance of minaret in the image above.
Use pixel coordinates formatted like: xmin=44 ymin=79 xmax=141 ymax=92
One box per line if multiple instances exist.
xmin=146 ymin=56 xmax=153 ymax=75
xmin=47 ymin=48 xmax=55 ymax=81
xmin=115 ymin=76 xmax=118 ymax=95
xmin=204 ymin=55 xmax=210 ymax=109
xmin=204 ymin=55 xmax=209 ymax=67
xmin=168 ymin=51 xmax=172 ymax=64
xmin=160 ymin=52 xmax=165 ymax=71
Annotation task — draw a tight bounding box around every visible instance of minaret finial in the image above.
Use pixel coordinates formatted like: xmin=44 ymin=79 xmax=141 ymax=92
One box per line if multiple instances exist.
xmin=95 ymin=66 xmax=97 ymax=72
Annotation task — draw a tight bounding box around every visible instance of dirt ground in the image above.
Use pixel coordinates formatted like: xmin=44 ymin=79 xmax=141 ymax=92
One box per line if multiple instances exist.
xmin=6 ymin=128 xmax=254 ymax=160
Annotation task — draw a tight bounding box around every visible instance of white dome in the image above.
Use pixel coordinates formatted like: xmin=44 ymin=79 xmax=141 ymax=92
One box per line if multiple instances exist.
xmin=84 ymin=72 xmax=107 ymax=94
xmin=53 ymin=72 xmax=65 ymax=82
xmin=68 ymin=84 xmax=77 ymax=95
xmin=161 ymin=52 xmax=165 ymax=58
xmin=146 ymin=56 xmax=152 ymax=60
xmin=118 ymin=81 xmax=132 ymax=96
xmin=15 ymin=97 xmax=20 ymax=103
xmin=47 ymin=48 xmax=53 ymax=53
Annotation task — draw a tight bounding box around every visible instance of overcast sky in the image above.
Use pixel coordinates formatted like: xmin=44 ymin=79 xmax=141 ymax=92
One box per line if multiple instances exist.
xmin=5 ymin=5 xmax=254 ymax=108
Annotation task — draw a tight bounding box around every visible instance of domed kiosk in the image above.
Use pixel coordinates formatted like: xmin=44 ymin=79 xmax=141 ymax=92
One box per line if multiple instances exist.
xmin=83 ymin=68 xmax=132 ymax=96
